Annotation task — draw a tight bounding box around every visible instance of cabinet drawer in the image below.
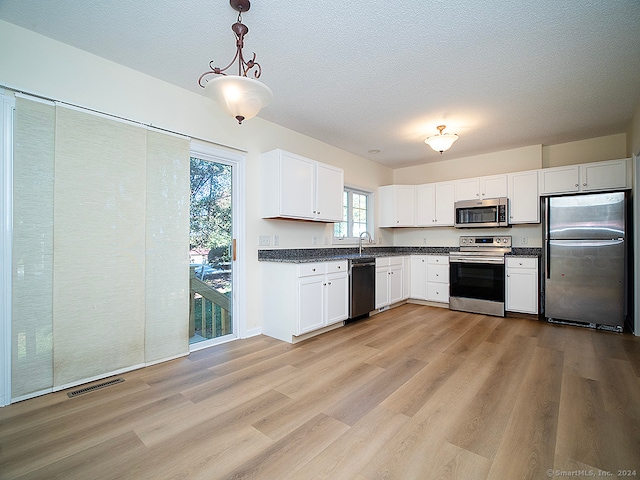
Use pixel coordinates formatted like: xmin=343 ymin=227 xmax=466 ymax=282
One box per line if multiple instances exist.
xmin=388 ymin=256 xmax=403 ymax=266
xmin=326 ymin=261 xmax=347 ymax=274
xmin=427 ymin=264 xmax=449 ymax=283
xmin=298 ymin=262 xmax=326 ymax=277
xmin=376 ymin=257 xmax=390 ymax=268
xmin=427 ymin=255 xmax=449 ymax=266
xmin=427 ymin=283 xmax=449 ymax=302
xmin=506 ymin=257 xmax=537 ymax=269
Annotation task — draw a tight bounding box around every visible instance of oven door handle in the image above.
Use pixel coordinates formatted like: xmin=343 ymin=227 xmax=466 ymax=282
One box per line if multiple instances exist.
xmin=449 ymin=257 xmax=505 ymax=265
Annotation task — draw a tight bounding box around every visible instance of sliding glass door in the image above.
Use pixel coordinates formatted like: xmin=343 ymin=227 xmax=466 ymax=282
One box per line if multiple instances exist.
xmin=189 ymin=144 xmax=240 ymax=349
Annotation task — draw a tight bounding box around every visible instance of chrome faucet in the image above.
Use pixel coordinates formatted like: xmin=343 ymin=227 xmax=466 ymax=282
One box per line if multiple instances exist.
xmin=359 ymin=231 xmax=372 ymax=255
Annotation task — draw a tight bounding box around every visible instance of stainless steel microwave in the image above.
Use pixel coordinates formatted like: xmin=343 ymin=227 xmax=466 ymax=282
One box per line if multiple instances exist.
xmin=454 ymin=197 xmax=509 ymax=228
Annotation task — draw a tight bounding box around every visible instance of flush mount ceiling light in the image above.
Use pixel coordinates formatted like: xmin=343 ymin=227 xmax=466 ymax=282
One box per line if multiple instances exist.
xmin=198 ymin=0 xmax=273 ymax=124
xmin=424 ymin=125 xmax=459 ymax=154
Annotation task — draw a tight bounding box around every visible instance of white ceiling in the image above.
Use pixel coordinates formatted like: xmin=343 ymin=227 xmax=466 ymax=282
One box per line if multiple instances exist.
xmin=2 ymin=0 xmax=640 ymax=168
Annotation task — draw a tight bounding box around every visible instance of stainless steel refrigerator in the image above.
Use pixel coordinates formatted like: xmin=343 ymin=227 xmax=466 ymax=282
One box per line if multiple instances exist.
xmin=543 ymin=191 xmax=627 ymax=330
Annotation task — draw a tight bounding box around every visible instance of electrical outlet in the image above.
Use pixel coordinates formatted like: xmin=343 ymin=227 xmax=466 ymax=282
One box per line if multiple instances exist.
xmin=273 ymin=235 xmax=279 ymax=246
xmin=258 ymin=235 xmax=270 ymax=246
xmin=423 ymin=237 xmax=427 ymax=245
xmin=312 ymin=235 xmax=317 ymax=246
xmin=324 ymin=236 xmax=329 ymax=245
xmin=521 ymin=236 xmax=528 ymax=245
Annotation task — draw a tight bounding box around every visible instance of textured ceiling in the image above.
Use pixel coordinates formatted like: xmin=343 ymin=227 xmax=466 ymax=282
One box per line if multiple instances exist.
xmin=1 ymin=0 xmax=640 ymax=168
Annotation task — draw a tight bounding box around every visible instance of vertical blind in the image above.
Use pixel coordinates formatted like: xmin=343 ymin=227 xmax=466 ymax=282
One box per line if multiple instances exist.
xmin=12 ymin=97 xmax=55 ymax=399
xmin=12 ymin=97 xmax=190 ymax=399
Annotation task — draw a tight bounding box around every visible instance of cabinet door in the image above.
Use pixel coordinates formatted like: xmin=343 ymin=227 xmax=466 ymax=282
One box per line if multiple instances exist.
xmin=481 ymin=174 xmax=508 ymax=199
xmin=539 ymin=165 xmax=580 ymax=195
xmin=389 ymin=264 xmax=403 ymax=305
xmin=434 ymin=182 xmax=455 ymax=225
xmin=315 ymin=163 xmax=344 ymax=222
xmin=298 ymin=276 xmax=325 ymax=334
xmin=378 ymin=186 xmax=395 ymax=228
xmin=508 ymin=170 xmax=539 ymax=224
xmin=410 ymin=256 xmax=427 ymax=299
xmin=505 ymin=258 xmax=538 ymax=314
xmin=375 ymin=267 xmax=389 ymax=309
xmin=455 ymin=177 xmax=480 ymax=201
xmin=506 ymin=269 xmax=538 ymax=314
xmin=325 ymin=273 xmax=348 ymax=325
xmin=396 ymin=185 xmax=416 ymax=226
xmin=280 ymin=152 xmax=316 ymax=219
xmin=581 ymin=159 xmax=628 ymax=192
xmin=416 ymin=184 xmax=435 ymax=226
xmin=403 ymin=256 xmax=411 ymax=300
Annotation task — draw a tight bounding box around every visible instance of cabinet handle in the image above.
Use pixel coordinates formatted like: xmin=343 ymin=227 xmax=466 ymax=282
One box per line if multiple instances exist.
xmin=317 ymin=211 xmax=320 ymax=214
xmin=575 ymin=184 xmax=578 ymax=187
xmin=583 ymin=183 xmax=587 ymax=187
xmin=312 ymin=268 xmax=316 ymax=272
xmin=328 ymin=282 xmax=332 ymax=285
xmin=435 ymin=273 xmax=439 ymax=277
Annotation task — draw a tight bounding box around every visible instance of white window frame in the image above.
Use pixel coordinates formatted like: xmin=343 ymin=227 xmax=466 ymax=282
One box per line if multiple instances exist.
xmin=333 ymin=186 xmax=374 ymax=245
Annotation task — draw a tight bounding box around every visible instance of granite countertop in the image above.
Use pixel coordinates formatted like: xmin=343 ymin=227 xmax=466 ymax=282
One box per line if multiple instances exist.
xmin=259 ymin=246 xmax=541 ymax=263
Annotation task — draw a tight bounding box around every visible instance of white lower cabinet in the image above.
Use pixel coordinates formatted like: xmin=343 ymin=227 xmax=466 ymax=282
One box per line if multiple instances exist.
xmin=409 ymin=255 xmax=449 ymax=303
xmin=262 ymin=260 xmax=348 ymax=342
xmin=505 ymin=257 xmax=538 ymax=314
xmin=426 ymin=256 xmax=449 ymax=303
xmin=375 ymin=256 xmax=404 ymax=309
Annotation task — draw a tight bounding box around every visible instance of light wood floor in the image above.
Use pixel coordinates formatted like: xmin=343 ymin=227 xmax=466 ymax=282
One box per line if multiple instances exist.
xmin=1 ymin=304 xmax=640 ymax=480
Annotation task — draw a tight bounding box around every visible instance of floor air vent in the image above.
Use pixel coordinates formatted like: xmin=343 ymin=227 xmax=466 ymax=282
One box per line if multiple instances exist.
xmin=67 ymin=377 xmax=124 ymax=398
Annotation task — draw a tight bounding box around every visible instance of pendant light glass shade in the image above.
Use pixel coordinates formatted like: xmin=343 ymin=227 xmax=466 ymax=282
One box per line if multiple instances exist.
xmin=204 ymin=75 xmax=273 ymax=124
xmin=424 ymin=125 xmax=459 ymax=153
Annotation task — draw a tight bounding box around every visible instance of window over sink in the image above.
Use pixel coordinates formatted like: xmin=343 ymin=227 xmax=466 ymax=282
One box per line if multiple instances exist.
xmin=333 ymin=187 xmax=373 ymax=243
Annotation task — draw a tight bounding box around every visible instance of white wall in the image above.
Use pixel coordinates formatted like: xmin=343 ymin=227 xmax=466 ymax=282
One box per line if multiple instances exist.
xmin=542 ymin=133 xmax=628 ymax=167
xmin=393 ymin=145 xmax=543 ymax=185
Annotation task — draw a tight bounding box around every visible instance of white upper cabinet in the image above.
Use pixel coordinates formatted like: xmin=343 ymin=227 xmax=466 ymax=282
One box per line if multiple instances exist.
xmin=379 ymin=185 xmax=416 ymax=227
xmin=416 ymin=181 xmax=454 ymax=226
xmin=539 ymin=158 xmax=631 ymax=196
xmin=507 ymin=170 xmax=539 ymax=224
xmin=538 ymin=165 xmax=580 ymax=195
xmin=580 ymin=158 xmax=630 ymax=192
xmin=454 ymin=174 xmax=507 ymax=201
xmin=261 ymin=149 xmax=344 ymax=222
xmin=315 ymin=162 xmax=344 ymax=222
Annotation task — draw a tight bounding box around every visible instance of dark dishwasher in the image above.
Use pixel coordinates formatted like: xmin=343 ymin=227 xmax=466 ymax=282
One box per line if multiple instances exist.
xmin=346 ymin=257 xmax=376 ymax=322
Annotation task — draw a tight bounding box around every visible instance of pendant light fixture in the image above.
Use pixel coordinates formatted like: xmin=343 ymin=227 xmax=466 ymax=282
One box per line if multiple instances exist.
xmin=424 ymin=125 xmax=459 ymax=154
xmin=198 ymin=0 xmax=273 ymax=124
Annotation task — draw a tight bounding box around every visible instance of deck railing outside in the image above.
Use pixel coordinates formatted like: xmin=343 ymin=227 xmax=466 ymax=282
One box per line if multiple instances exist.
xmin=189 ymin=265 xmax=231 ymax=341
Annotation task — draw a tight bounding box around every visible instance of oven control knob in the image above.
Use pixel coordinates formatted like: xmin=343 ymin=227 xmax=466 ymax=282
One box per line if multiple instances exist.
xmin=496 ymin=238 xmax=501 ymax=243
xmin=503 ymin=237 xmax=509 ymax=244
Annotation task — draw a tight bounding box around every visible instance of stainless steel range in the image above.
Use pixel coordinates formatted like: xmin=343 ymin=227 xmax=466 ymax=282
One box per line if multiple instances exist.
xmin=449 ymin=235 xmax=511 ymax=317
